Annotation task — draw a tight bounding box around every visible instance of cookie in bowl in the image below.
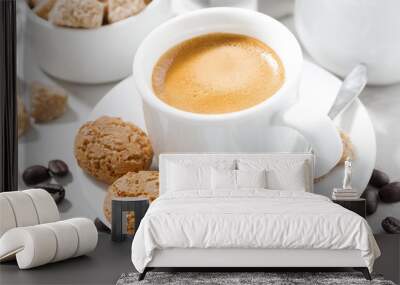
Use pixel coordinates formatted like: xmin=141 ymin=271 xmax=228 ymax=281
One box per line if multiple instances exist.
xmin=107 ymin=0 xmax=148 ymax=24
xmin=25 ymin=0 xmax=171 ymax=83
xmin=28 ymin=0 xmax=151 ymax=28
xmin=74 ymin=116 xmax=153 ymax=184
xmin=49 ymin=0 xmax=105 ymax=29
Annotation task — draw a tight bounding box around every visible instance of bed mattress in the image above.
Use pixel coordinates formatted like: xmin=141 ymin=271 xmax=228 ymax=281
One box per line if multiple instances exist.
xmin=131 ymin=190 xmax=380 ymax=272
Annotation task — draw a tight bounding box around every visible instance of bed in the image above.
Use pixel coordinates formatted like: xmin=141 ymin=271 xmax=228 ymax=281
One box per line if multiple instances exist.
xmin=131 ymin=153 xmax=380 ymax=280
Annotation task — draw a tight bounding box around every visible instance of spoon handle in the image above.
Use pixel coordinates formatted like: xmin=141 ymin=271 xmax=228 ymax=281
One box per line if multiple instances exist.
xmin=327 ymin=64 xmax=368 ymax=120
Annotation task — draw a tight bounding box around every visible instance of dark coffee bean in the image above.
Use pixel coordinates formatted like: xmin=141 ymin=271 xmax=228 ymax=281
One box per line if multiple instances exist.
xmin=382 ymin=216 xmax=400 ymax=234
xmin=23 ymin=165 xmax=50 ymax=186
xmin=94 ymin=218 xmax=111 ymax=234
xmin=361 ymin=185 xmax=379 ymax=215
xmin=48 ymin=159 xmax=69 ymax=177
xmin=379 ymin=182 xmax=400 ymax=203
xmin=36 ymin=183 xmax=65 ymax=204
xmin=369 ymin=169 xmax=390 ymax=188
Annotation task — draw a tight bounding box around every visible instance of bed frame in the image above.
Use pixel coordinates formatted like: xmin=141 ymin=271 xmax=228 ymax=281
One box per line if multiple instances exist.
xmin=139 ymin=153 xmax=371 ymax=281
xmin=140 ymin=248 xmax=371 ymax=280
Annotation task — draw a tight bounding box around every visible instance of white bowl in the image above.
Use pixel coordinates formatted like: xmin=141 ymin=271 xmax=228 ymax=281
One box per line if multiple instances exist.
xmin=25 ymin=0 xmax=172 ymax=84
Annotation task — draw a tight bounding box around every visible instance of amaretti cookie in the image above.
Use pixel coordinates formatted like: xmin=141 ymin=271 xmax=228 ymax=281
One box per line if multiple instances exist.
xmin=103 ymin=171 xmax=159 ymax=232
xmin=30 ymin=82 xmax=68 ymax=123
xmin=49 ymin=0 xmax=105 ymax=29
xmin=74 ymin=116 xmax=153 ymax=184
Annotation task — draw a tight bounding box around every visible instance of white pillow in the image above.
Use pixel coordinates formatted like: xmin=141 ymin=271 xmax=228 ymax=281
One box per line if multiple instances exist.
xmin=236 ymin=169 xmax=267 ymax=189
xmin=211 ymin=168 xmax=237 ymax=190
xmin=167 ymin=163 xmax=211 ymax=191
xmin=237 ymin=159 xmax=311 ymax=192
xmin=266 ymin=162 xmax=307 ymax=191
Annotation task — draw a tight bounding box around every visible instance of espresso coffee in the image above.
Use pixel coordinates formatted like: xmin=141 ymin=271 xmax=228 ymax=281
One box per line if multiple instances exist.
xmin=152 ymin=33 xmax=285 ymax=114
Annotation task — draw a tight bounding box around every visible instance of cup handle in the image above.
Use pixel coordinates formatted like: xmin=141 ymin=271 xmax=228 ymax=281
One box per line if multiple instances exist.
xmin=275 ymin=103 xmax=343 ymax=178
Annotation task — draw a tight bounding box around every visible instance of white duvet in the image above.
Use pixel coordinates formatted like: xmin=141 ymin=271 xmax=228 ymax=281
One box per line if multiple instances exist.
xmin=131 ymin=190 xmax=380 ymax=272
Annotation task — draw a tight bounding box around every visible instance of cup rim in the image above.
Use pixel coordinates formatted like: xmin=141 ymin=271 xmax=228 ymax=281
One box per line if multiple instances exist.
xmin=25 ymin=0 xmax=164 ymax=33
xmin=133 ymin=7 xmax=303 ymax=122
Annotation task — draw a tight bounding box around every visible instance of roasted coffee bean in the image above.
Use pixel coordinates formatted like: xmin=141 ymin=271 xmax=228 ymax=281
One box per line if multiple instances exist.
xmin=361 ymin=185 xmax=379 ymax=215
xmin=379 ymin=182 xmax=400 ymax=203
xmin=94 ymin=218 xmax=111 ymax=234
xmin=48 ymin=159 xmax=69 ymax=177
xmin=36 ymin=183 xmax=65 ymax=204
xmin=369 ymin=169 xmax=390 ymax=188
xmin=382 ymin=216 xmax=400 ymax=234
xmin=23 ymin=165 xmax=50 ymax=185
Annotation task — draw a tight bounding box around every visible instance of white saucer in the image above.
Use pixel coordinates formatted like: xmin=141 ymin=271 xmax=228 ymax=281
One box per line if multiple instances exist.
xmin=75 ymin=60 xmax=376 ymax=227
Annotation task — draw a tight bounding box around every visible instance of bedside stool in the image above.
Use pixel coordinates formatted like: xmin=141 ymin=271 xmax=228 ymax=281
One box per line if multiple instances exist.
xmin=112 ymin=197 xmax=149 ymax=242
xmin=332 ymin=198 xmax=366 ymax=218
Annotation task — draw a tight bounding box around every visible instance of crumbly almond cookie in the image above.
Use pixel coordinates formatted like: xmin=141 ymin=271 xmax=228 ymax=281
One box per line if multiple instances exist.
xmin=30 ymin=82 xmax=68 ymax=123
xmin=74 ymin=116 xmax=153 ymax=184
xmin=17 ymin=96 xmax=30 ymax=137
xmin=139 ymin=171 xmax=159 ymax=200
xmin=107 ymin=171 xmax=141 ymax=199
xmin=103 ymin=171 xmax=159 ymax=223
xmin=33 ymin=0 xmax=56 ymax=20
xmin=49 ymin=0 xmax=105 ymax=29
xmin=107 ymin=0 xmax=146 ymax=24
xmin=108 ymin=171 xmax=159 ymax=199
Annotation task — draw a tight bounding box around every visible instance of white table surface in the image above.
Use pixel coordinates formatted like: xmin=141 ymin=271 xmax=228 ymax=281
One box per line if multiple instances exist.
xmin=17 ymin=2 xmax=400 ymax=233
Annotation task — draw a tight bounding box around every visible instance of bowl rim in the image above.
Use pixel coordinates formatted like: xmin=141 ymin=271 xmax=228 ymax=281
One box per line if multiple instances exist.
xmin=25 ymin=0 xmax=166 ymax=32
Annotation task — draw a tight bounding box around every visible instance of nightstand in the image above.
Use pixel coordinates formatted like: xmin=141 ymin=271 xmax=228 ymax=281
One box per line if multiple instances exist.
xmin=112 ymin=197 xmax=149 ymax=242
xmin=332 ymin=198 xmax=366 ymax=218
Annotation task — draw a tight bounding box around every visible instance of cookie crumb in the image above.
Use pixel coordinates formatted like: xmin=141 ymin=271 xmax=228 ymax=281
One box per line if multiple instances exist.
xmin=30 ymin=82 xmax=68 ymax=123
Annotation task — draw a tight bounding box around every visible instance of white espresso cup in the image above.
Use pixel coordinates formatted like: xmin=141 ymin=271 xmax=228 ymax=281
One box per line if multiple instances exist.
xmin=133 ymin=8 xmax=342 ymax=177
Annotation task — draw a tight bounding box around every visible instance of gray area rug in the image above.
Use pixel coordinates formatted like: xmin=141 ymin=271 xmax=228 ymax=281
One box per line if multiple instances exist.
xmin=117 ymin=272 xmax=395 ymax=285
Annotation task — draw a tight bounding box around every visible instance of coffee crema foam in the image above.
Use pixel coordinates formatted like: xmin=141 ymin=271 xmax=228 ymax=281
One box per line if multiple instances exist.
xmin=152 ymin=33 xmax=285 ymax=114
